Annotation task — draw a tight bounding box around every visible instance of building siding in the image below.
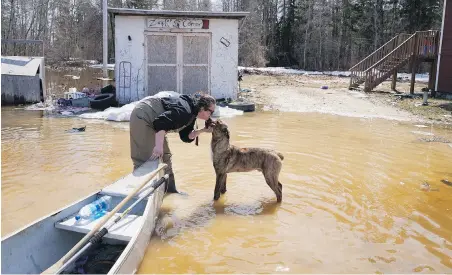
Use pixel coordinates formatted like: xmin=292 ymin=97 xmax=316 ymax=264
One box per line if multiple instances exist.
xmin=114 ymin=15 xmax=239 ymax=104
xmin=437 ymin=0 xmax=452 ymax=92
xmin=1 ymin=75 xmax=42 ymax=105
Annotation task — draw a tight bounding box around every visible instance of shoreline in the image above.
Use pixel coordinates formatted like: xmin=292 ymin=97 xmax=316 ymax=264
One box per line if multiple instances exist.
xmin=238 ymin=74 xmax=452 ymax=126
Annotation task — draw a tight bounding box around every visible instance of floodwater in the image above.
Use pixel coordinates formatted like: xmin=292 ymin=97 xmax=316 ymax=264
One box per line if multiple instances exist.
xmin=2 ymin=104 xmax=452 ymax=273
xmin=45 ymin=66 xmax=113 ymax=98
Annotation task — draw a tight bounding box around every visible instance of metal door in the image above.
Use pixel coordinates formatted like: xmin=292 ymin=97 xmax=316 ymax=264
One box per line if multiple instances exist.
xmin=146 ymin=33 xmax=178 ymax=96
xmin=181 ymin=34 xmax=210 ymax=95
xmin=146 ymin=32 xmax=210 ymax=95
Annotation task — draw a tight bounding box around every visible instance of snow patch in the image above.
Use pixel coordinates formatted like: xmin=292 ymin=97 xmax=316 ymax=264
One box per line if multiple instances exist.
xmin=239 ymin=66 xmax=429 ymax=82
xmin=79 ymin=91 xmax=243 ymax=122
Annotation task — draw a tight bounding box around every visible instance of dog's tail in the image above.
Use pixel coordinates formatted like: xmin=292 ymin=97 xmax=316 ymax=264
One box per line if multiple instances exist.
xmin=277 ymin=152 xmax=284 ymax=160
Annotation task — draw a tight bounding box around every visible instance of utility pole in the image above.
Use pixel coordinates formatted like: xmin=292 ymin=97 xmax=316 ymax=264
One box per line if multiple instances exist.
xmin=103 ymin=0 xmax=108 ymax=79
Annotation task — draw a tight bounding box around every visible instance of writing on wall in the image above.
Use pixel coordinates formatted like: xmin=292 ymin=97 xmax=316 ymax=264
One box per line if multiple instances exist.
xmin=146 ymin=18 xmax=209 ymax=29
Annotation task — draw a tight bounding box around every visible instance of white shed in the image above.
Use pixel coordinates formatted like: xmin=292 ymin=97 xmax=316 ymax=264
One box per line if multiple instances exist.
xmin=108 ymin=8 xmax=248 ymax=104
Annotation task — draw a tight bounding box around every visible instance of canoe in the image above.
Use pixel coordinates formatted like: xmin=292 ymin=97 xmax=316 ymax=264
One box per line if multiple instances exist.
xmin=1 ymin=160 xmax=166 ymax=274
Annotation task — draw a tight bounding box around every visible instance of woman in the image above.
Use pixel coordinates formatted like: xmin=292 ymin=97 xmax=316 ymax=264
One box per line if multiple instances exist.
xmin=129 ymin=94 xmax=216 ymax=193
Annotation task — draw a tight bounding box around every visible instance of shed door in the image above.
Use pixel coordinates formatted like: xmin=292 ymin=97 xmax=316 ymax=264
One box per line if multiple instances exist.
xmin=146 ymin=33 xmax=210 ymax=96
xmin=146 ymin=34 xmax=178 ymax=95
xmin=181 ymin=34 xmax=210 ymax=95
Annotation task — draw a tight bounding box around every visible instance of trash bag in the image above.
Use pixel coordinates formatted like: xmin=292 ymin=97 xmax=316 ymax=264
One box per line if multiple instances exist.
xmin=67 ymin=243 xmax=126 ymax=274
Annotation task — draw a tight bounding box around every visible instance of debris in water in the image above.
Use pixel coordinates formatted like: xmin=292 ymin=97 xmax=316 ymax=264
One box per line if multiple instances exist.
xmin=441 ymin=179 xmax=452 ymax=187
xmin=411 ymin=130 xmax=434 ymax=136
xmin=67 ymin=126 xmax=86 ymax=133
xmin=420 ymin=182 xmax=431 ymax=191
xmin=26 ymin=96 xmax=91 ymax=116
xmin=418 ymin=136 xmax=451 ymax=143
xmin=420 ymin=182 xmax=430 ymax=191
xmin=61 ymin=111 xmax=74 ymax=116
xmin=420 ymin=182 xmax=439 ymax=192
xmin=275 ymin=265 xmax=290 ymax=272
xmin=240 ymin=88 xmax=252 ymax=93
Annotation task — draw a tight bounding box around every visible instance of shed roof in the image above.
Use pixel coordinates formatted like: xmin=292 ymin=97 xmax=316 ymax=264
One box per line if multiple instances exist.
xmin=108 ymin=8 xmax=249 ymax=19
xmin=1 ymin=56 xmax=43 ymax=76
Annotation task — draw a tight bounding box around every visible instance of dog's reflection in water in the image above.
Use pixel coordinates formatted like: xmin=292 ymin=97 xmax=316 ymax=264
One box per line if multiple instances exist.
xmin=155 ymin=198 xmax=280 ymax=239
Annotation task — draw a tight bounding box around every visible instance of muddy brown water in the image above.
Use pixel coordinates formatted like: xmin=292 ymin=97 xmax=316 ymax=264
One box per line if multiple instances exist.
xmin=45 ymin=66 xmax=113 ymax=98
xmin=2 ymin=103 xmax=452 ymax=273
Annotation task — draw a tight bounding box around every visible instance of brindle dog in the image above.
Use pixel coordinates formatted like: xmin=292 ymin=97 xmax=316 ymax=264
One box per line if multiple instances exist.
xmin=210 ymin=119 xmax=284 ymax=202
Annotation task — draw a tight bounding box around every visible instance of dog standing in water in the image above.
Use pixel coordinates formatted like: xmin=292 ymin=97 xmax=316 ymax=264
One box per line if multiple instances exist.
xmin=208 ymin=119 xmax=284 ymax=202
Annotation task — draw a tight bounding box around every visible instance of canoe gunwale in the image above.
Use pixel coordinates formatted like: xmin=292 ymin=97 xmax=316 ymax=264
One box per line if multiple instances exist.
xmin=108 ymin=162 xmax=166 ymax=274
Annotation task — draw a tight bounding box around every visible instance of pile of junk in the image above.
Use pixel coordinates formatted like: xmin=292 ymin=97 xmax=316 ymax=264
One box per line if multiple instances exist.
xmin=58 ymin=85 xmax=117 ymax=111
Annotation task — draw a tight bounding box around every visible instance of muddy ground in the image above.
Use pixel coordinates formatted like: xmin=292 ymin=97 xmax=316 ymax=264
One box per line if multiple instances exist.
xmin=44 ymin=62 xmax=452 ymax=125
xmin=237 ymin=74 xmax=452 ymax=124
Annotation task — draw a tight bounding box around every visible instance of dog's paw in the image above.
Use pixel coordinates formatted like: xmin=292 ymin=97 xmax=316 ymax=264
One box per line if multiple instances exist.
xmin=213 ymin=193 xmax=221 ymax=200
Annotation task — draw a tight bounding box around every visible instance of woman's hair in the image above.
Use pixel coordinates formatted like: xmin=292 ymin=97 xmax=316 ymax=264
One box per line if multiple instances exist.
xmin=194 ymin=93 xmax=216 ymax=112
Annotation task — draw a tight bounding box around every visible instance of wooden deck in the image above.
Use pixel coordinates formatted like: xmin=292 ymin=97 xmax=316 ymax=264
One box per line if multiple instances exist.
xmin=349 ymin=30 xmax=440 ymax=93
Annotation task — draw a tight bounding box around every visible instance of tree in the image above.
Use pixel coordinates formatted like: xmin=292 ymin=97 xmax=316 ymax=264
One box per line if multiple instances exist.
xmin=0 ymin=0 xmax=443 ymax=70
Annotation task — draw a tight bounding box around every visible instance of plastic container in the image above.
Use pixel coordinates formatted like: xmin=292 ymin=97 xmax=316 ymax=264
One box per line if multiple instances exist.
xmin=75 ymin=196 xmax=112 ymax=221
xmin=64 ymin=90 xmax=87 ymax=100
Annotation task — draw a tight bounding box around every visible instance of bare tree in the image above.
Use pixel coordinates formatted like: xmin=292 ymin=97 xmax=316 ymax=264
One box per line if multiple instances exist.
xmin=0 ymin=0 xmax=443 ymax=69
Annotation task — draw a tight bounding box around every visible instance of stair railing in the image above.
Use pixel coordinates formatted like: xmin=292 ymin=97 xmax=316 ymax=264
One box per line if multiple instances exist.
xmin=349 ymin=33 xmax=410 ymax=88
xmin=363 ymin=33 xmax=417 ymax=92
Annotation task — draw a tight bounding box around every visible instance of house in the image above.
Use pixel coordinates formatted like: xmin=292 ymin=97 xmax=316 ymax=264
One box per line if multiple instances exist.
xmin=349 ymin=0 xmax=452 ymax=95
xmin=436 ymin=0 xmax=452 ymax=93
xmin=1 ymin=56 xmax=46 ymax=105
xmin=108 ymin=8 xmax=248 ymax=104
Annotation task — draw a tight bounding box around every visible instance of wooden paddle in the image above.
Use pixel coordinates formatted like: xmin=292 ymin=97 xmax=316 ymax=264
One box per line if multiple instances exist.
xmin=43 ymin=162 xmax=167 ymax=274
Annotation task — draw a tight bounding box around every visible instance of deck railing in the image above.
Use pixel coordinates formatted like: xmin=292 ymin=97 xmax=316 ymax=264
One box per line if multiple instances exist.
xmin=350 ymin=30 xmax=440 ymax=92
xmin=349 ymin=34 xmax=410 ymax=88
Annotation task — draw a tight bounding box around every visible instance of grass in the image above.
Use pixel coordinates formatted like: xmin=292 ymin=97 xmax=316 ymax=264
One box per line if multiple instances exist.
xmin=396 ymin=97 xmax=452 ymax=122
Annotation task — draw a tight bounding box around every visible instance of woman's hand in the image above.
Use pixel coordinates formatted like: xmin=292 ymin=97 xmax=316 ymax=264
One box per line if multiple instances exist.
xmin=189 ymin=127 xmax=212 ymax=140
xmin=203 ymin=126 xmax=214 ymax=133
xmin=151 ymin=130 xmax=166 ymax=160
xmin=151 ymin=145 xmax=164 ymax=160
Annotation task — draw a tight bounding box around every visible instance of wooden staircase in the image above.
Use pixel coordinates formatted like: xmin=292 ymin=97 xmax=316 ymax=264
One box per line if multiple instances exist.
xmin=349 ymin=30 xmax=440 ymax=93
